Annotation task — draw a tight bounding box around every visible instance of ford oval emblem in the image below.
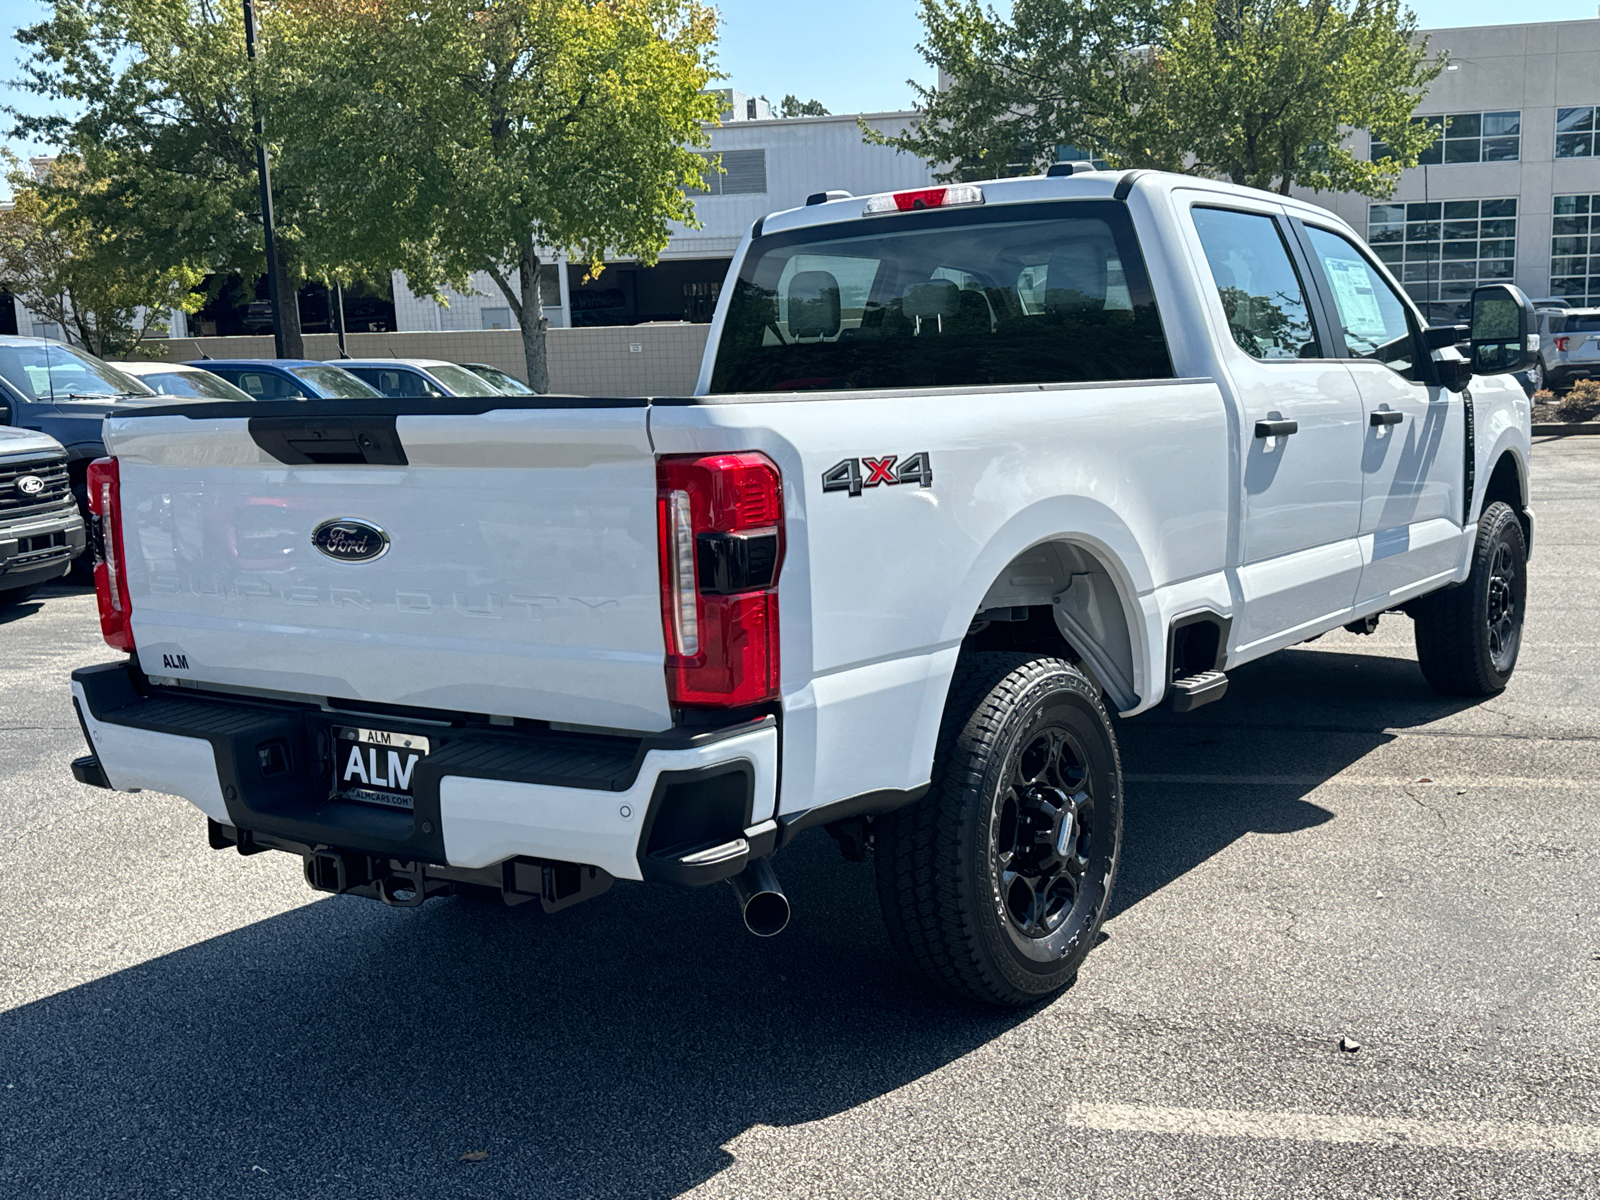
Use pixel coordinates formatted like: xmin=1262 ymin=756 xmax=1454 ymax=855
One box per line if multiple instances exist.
xmin=311 ymin=518 xmax=389 ymax=563
xmin=15 ymin=475 xmax=45 ymax=496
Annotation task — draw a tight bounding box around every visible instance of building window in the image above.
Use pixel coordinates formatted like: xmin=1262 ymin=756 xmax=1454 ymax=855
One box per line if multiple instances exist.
xmin=481 ymin=307 xmax=513 ymax=329
xmin=691 ymin=149 xmax=767 ymax=196
xmin=1549 ymin=194 xmax=1600 ymax=303
xmin=1368 ymin=198 xmax=1517 ymax=305
xmin=1556 ymin=108 xmax=1597 ymax=158
xmin=1371 ymin=111 xmax=1520 ymax=165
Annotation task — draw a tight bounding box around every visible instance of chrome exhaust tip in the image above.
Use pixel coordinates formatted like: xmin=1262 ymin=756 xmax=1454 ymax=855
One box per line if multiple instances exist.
xmin=728 ymin=857 xmax=790 ymax=937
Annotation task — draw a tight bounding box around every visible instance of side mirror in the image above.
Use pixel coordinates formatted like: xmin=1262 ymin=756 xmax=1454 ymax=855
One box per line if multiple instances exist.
xmin=1469 ymin=283 xmax=1538 ymax=376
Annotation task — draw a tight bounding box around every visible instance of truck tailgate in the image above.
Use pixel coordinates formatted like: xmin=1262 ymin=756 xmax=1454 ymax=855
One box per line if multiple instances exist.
xmin=105 ymin=404 xmax=672 ymax=732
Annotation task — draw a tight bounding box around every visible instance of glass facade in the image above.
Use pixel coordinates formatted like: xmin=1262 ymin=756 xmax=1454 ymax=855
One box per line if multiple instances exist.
xmin=1367 ymin=199 xmax=1518 ymax=305
xmin=1556 ymin=108 xmax=1598 ymax=158
xmin=1371 ymin=112 xmax=1521 ymax=165
xmin=1549 ymin=194 xmax=1600 ymax=303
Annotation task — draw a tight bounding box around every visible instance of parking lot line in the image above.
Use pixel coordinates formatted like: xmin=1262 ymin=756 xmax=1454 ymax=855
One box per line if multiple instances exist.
xmin=1124 ymin=772 xmax=1597 ymax=787
xmin=1069 ymin=1102 xmax=1600 ymax=1155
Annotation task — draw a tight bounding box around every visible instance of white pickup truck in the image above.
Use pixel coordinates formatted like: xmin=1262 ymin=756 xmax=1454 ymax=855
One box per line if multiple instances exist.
xmin=69 ymin=170 xmax=1534 ymax=1006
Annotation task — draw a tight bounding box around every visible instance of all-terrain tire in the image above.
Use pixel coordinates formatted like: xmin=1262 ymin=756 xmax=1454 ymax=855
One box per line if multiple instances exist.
xmin=1413 ymin=501 xmax=1527 ymax=696
xmin=873 ymin=652 xmax=1122 ymax=1007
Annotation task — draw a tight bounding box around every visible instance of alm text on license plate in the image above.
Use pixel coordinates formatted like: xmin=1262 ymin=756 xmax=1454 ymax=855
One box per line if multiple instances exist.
xmin=334 ymin=725 xmax=430 ymax=810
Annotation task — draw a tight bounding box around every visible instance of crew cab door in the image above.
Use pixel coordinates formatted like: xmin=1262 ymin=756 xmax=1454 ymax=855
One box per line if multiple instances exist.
xmin=1293 ymin=222 xmax=1466 ymax=605
xmin=1183 ymin=200 xmax=1365 ymax=652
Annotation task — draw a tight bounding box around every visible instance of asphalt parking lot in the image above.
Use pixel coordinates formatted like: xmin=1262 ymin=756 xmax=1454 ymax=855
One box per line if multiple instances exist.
xmin=1 ymin=438 xmax=1597 ymax=1199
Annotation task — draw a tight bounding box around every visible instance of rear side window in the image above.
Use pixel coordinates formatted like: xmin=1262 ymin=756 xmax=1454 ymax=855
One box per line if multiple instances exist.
xmin=709 ymin=200 xmax=1172 ymax=393
xmin=216 ymin=369 xmax=302 ymax=399
xmin=1191 ymin=207 xmax=1321 ymax=359
xmin=290 ymin=366 xmax=381 ymax=398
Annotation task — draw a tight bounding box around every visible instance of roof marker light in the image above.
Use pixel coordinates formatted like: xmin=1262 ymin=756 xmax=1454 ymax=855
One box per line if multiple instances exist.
xmin=862 ymin=184 xmax=985 ymax=216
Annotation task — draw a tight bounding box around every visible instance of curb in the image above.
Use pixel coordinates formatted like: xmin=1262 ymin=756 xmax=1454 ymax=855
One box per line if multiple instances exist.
xmin=1531 ymin=423 xmax=1600 ymax=436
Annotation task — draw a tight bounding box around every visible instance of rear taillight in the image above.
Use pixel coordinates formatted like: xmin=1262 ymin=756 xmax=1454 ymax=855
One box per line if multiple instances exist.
xmin=657 ymin=453 xmax=784 ymax=708
xmin=86 ymin=457 xmax=133 ymax=652
xmin=1556 ymin=336 xmax=1570 ymax=352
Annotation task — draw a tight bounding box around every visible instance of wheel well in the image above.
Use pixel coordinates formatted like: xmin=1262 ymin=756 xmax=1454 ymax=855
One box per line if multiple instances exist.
xmin=965 ymin=541 xmax=1138 ymax=710
xmin=1481 ymin=451 xmax=1528 ymax=544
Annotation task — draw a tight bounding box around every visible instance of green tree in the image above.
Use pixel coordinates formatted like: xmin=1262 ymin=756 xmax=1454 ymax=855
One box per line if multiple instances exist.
xmin=875 ymin=0 xmax=1441 ymax=197
xmin=8 ymin=0 xmax=370 ymax=358
xmin=779 ymin=94 xmax=830 ymax=117
xmin=0 ymin=155 xmax=204 ymax=358
xmin=284 ymin=0 xmax=722 ymax=391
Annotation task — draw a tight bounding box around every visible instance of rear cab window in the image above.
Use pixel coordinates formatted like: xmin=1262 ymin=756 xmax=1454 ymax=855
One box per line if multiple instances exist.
xmin=709 ymin=200 xmax=1173 ymax=394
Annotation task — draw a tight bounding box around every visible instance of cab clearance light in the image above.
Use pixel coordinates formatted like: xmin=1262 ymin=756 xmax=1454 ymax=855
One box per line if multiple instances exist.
xmin=86 ymin=456 xmax=134 ymax=652
xmin=862 ymin=184 xmax=985 ymax=216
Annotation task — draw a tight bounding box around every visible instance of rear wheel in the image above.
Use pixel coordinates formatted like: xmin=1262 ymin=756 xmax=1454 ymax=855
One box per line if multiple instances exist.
xmin=874 ymin=653 xmax=1122 ymax=1007
xmin=1413 ymin=501 xmax=1527 ymax=696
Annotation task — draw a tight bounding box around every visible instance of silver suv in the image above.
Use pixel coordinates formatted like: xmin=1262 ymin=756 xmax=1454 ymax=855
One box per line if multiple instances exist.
xmin=1536 ymin=307 xmax=1600 ymax=392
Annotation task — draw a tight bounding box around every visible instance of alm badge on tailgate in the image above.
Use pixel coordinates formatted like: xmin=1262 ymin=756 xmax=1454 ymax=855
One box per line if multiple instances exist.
xmin=312 ymin=517 xmax=390 ymax=563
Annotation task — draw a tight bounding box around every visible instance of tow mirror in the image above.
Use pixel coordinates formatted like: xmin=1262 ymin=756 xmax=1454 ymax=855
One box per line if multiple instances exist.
xmin=1469 ymin=283 xmax=1538 ymax=376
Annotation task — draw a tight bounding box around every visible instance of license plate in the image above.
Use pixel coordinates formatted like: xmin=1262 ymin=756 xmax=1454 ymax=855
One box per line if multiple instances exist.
xmin=332 ymin=725 xmax=430 ymax=810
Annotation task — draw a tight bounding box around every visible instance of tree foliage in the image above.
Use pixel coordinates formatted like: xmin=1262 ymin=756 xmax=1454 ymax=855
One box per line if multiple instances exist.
xmin=876 ymin=0 xmax=1442 ymax=197
xmin=0 ymin=155 xmax=205 ymax=357
xmin=778 ymin=94 xmax=830 ymax=117
xmin=278 ymin=0 xmax=722 ymax=390
xmin=6 ymin=0 xmax=350 ymax=357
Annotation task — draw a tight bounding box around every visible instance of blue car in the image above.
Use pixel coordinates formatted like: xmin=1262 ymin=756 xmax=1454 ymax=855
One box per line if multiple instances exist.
xmin=187 ymin=359 xmax=381 ymax=400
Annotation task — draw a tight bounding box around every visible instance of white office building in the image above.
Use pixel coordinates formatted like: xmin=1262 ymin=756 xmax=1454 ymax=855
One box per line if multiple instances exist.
xmin=1298 ymin=18 xmax=1600 ymax=316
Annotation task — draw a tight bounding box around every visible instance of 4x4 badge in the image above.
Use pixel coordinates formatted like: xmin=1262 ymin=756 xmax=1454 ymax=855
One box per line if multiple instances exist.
xmin=821 ymin=452 xmax=932 ymax=497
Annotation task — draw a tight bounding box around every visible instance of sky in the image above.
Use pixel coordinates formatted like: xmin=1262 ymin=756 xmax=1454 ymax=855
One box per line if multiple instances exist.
xmin=4 ymin=0 xmax=1600 ymax=197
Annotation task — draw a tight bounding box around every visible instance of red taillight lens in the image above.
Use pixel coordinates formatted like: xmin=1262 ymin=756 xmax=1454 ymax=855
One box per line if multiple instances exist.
xmin=657 ymin=452 xmax=784 ymax=708
xmin=86 ymin=457 xmax=134 ymax=652
xmin=1556 ymin=336 xmax=1570 ymax=352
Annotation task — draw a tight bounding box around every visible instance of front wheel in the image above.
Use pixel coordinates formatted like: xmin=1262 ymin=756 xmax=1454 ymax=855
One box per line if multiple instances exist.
xmin=874 ymin=653 xmax=1123 ymax=1007
xmin=1413 ymin=501 xmax=1527 ymax=696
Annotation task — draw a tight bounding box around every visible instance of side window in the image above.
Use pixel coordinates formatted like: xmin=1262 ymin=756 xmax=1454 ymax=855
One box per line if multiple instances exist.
xmin=1192 ymin=207 xmax=1321 ymax=359
xmin=1302 ymin=225 xmax=1416 ymax=376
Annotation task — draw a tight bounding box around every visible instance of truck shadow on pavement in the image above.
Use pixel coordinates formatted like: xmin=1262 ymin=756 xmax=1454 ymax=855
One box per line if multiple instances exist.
xmin=0 ymin=643 xmax=1479 ymax=1199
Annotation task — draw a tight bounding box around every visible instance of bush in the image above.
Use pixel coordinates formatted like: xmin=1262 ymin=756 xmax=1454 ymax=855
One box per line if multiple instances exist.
xmin=1558 ymin=378 xmax=1600 ymax=416
xmin=1531 ymin=388 xmax=1556 ymax=405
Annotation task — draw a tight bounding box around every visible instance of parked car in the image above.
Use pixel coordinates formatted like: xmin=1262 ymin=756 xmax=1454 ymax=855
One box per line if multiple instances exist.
xmin=1532 ymin=307 xmax=1600 ymax=392
xmin=460 ymin=363 xmax=536 ymax=395
xmin=188 ymin=359 xmax=380 ymax=400
xmin=0 ymin=336 xmax=181 ymax=581
xmin=339 ymin=359 xmax=504 ymax=398
xmin=116 ymin=361 xmax=255 ymax=402
xmin=70 ymin=170 xmax=1534 ymax=1007
xmin=0 ymin=425 xmax=85 ymax=606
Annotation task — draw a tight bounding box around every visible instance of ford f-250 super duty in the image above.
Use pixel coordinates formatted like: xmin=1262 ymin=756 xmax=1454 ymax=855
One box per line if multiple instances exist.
xmin=67 ymin=170 xmax=1535 ymax=1006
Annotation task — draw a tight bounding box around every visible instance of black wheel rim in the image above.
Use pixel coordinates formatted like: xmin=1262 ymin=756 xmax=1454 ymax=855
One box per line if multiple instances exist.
xmin=1486 ymin=537 xmax=1521 ymax=673
xmin=989 ymin=712 xmax=1097 ymax=944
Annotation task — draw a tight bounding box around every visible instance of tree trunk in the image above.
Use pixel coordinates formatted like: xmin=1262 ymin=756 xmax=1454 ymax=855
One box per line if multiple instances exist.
xmin=271 ymin=241 xmax=305 ymax=359
xmin=518 ymin=247 xmax=550 ymax=394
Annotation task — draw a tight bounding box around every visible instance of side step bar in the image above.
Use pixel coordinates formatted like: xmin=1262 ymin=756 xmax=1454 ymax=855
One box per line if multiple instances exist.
xmin=1167 ymin=670 xmax=1229 ymax=713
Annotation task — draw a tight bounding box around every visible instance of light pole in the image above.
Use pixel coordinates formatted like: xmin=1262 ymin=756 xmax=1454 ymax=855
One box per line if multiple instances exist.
xmin=242 ymin=0 xmax=286 ymax=359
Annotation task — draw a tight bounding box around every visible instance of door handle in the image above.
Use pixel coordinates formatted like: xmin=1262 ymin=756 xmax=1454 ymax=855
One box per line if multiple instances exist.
xmin=1370 ymin=408 xmax=1404 ymax=427
xmin=1254 ymin=419 xmax=1298 ymax=438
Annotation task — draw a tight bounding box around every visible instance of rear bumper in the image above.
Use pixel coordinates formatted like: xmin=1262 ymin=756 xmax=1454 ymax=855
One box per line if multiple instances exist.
xmin=1 ymin=505 xmax=84 ymax=589
xmin=70 ymin=661 xmax=779 ymax=892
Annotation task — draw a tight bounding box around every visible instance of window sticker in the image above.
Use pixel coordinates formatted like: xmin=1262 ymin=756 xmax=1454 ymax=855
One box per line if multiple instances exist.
xmin=1324 ymin=256 xmax=1387 ymax=338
